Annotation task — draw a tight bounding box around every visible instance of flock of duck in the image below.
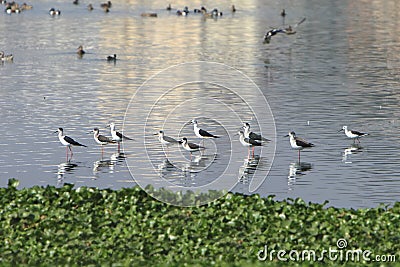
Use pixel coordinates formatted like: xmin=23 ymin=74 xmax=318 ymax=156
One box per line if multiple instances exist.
xmin=0 ymin=51 xmax=13 ymax=62
xmin=2 ymin=0 xmax=301 ymax=44
xmin=1 ymin=2 xmax=306 ymax=65
xmin=2 ymin=0 xmax=31 ymax=14
xmin=1 ymin=0 xmax=111 ymax=14
xmin=2 ymin=0 xmax=232 ymax=17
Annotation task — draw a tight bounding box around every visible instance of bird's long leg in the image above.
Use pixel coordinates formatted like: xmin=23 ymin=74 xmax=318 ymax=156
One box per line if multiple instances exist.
xmin=117 ymin=142 xmax=120 ymax=153
xmin=66 ymin=146 xmax=69 ymax=161
xmin=164 ymin=145 xmax=169 ymax=158
xmin=252 ymin=146 xmax=255 ymax=158
xmin=69 ymin=146 xmax=73 ymax=159
xmin=298 ymin=150 xmax=301 ymax=163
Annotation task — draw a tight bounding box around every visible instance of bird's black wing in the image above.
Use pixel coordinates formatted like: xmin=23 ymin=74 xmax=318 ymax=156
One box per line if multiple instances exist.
xmin=293 ymin=17 xmax=306 ymax=28
xmin=296 ymin=137 xmax=314 ymax=148
xmin=65 ymin=136 xmax=87 ymax=147
xmin=98 ymin=135 xmax=115 ymax=143
xmin=188 ymin=142 xmax=204 ymax=150
xmin=116 ymin=131 xmax=133 ymax=140
xmin=351 ymin=130 xmax=368 ymax=137
xmin=249 ymin=132 xmax=271 ymax=142
xmin=164 ymin=135 xmax=179 ymax=143
xmin=247 ymin=138 xmax=262 ymax=146
xmin=199 ymin=129 xmax=219 ymax=138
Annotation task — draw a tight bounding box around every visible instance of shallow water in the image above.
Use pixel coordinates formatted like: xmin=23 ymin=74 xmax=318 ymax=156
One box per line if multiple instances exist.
xmin=1 ymin=0 xmax=400 ymax=208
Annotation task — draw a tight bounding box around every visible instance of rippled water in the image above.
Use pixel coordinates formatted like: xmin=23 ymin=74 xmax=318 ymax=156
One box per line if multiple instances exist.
xmin=1 ymin=0 xmax=399 ymax=208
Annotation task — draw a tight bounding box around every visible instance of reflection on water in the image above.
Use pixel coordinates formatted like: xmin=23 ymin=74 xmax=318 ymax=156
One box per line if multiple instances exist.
xmin=57 ymin=161 xmax=78 ymax=185
xmin=155 ymin=152 xmax=218 ymax=185
xmin=156 ymin=158 xmax=177 ymax=177
xmin=93 ymin=152 xmax=126 ymax=177
xmin=182 ymin=153 xmax=217 ymax=173
xmin=238 ymin=155 xmax=261 ymax=185
xmin=342 ymin=144 xmax=363 ymax=164
xmin=288 ymin=162 xmax=313 ymax=191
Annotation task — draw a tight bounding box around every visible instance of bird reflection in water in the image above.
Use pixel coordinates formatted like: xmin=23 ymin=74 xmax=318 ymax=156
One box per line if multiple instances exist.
xmin=57 ymin=161 xmax=78 ymax=185
xmin=238 ymin=155 xmax=260 ymax=184
xmin=288 ymin=162 xmax=312 ymax=191
xmin=342 ymin=144 xmax=362 ymax=164
xmin=156 ymin=158 xmax=177 ymax=178
xmin=93 ymin=152 xmax=126 ymax=177
xmin=180 ymin=154 xmax=216 ymax=175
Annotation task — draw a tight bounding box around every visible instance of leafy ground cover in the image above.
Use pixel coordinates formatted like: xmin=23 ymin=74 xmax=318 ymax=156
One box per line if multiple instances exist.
xmin=0 ymin=179 xmax=398 ymax=266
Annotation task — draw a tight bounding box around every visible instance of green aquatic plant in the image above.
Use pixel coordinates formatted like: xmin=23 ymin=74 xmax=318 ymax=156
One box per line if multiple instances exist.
xmin=0 ymin=179 xmax=398 ymax=266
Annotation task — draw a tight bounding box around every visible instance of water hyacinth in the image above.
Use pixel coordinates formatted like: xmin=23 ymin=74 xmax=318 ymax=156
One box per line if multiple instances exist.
xmin=0 ymin=179 xmax=398 ymax=266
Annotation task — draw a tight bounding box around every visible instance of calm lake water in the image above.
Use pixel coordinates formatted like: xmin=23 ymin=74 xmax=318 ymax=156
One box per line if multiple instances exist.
xmin=1 ymin=0 xmax=399 ymax=208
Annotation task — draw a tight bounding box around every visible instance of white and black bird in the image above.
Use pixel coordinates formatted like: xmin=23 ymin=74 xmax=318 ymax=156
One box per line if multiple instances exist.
xmin=238 ymin=130 xmax=262 ymax=157
xmin=285 ymin=131 xmax=314 ymax=161
xmin=154 ymin=130 xmax=181 ymax=145
xmin=0 ymin=51 xmax=13 ymax=62
xmin=263 ymin=17 xmax=306 ymax=43
xmin=242 ymin=122 xmax=271 ymax=142
xmin=92 ymin=128 xmax=115 ymax=155
xmin=107 ymin=54 xmax=117 ymax=61
xmin=192 ymin=119 xmax=219 ymax=142
xmin=107 ymin=123 xmax=133 ymax=152
xmin=263 ymin=28 xmax=284 ymax=43
xmin=338 ymin=126 xmax=368 ymax=143
xmin=49 ymin=8 xmax=61 ymax=16
xmin=180 ymin=137 xmax=204 ymax=158
xmin=55 ymin=128 xmax=86 ymax=160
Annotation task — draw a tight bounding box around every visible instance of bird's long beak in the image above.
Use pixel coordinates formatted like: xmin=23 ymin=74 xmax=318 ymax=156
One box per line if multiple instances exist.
xmin=153 ymin=133 xmax=158 ymax=136
xmin=338 ymin=129 xmax=343 ymax=132
xmin=284 ymin=134 xmax=289 ymax=137
xmin=53 ymin=131 xmax=58 ymax=134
